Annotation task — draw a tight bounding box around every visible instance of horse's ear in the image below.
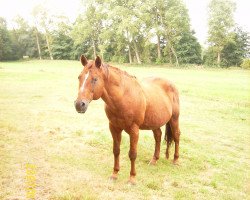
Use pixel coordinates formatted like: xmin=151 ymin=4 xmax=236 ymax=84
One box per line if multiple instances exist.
xmin=80 ymin=55 xmax=88 ymax=66
xmin=95 ymin=56 xmax=102 ymax=68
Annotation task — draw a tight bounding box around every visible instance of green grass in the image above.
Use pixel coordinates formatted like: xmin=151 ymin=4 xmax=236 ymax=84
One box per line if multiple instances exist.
xmin=0 ymin=60 xmax=249 ymax=200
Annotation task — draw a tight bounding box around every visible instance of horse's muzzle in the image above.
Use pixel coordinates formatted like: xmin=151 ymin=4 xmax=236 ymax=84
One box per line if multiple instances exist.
xmin=74 ymin=99 xmax=89 ymax=114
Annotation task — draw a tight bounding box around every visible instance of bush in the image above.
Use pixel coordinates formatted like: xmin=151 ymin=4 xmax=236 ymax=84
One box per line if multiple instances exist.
xmin=241 ymin=59 xmax=250 ymax=69
xmin=155 ymin=57 xmax=166 ymax=64
xmin=111 ymin=55 xmax=128 ymax=63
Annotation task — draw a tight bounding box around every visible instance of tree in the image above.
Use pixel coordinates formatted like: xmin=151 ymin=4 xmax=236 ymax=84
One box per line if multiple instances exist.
xmin=32 ymin=4 xmax=54 ymax=60
xmin=71 ymin=0 xmax=199 ymax=65
xmin=33 ymin=27 xmax=42 ymax=59
xmin=51 ymin=20 xmax=74 ymax=60
xmin=106 ymin=0 xmax=145 ymax=64
xmin=204 ymin=26 xmax=250 ymax=67
xmin=12 ymin=16 xmax=38 ymax=58
xmin=161 ymin=0 xmax=191 ymax=66
xmin=141 ymin=0 xmax=167 ymax=63
xmin=207 ymin=0 xmax=236 ymax=66
xmin=0 ymin=0 xmax=204 ymax=64
xmin=221 ymin=27 xmax=250 ymax=67
xmin=0 ymin=17 xmax=16 ymax=60
xmin=175 ymin=31 xmax=202 ymax=64
xmin=72 ymin=2 xmax=104 ymax=60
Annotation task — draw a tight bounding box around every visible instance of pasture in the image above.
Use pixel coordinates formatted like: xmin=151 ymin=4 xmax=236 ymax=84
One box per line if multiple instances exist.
xmin=0 ymin=60 xmax=249 ymax=200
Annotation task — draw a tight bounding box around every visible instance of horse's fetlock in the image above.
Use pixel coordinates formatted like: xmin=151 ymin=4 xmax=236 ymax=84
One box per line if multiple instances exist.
xmin=114 ymin=167 xmax=119 ymax=172
xmin=130 ymin=171 xmax=136 ymax=176
xmin=154 ymin=155 xmax=160 ymax=160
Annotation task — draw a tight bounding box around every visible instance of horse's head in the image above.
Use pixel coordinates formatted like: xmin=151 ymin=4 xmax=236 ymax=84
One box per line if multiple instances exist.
xmin=74 ymin=55 xmax=106 ymax=113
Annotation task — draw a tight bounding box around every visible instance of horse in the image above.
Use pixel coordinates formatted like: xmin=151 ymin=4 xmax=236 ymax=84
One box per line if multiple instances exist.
xmin=74 ymin=55 xmax=180 ymax=184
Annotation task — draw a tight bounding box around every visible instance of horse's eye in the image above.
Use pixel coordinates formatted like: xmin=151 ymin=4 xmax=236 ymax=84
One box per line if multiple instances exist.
xmin=91 ymin=77 xmax=98 ymax=84
xmin=78 ymin=75 xmax=80 ymax=80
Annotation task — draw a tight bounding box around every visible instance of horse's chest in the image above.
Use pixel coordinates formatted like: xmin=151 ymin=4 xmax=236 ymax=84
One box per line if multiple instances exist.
xmin=105 ymin=106 xmax=134 ymax=129
xmin=104 ymin=101 xmax=145 ymax=129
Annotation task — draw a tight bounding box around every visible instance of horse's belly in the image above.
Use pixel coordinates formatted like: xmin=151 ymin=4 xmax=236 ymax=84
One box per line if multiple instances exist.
xmin=140 ymin=98 xmax=172 ymax=130
xmin=139 ymin=79 xmax=173 ymax=130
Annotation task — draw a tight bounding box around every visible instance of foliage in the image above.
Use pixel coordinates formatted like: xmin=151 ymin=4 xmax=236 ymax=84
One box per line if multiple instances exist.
xmin=207 ymin=0 xmax=236 ymax=66
xmin=204 ymin=27 xmax=250 ymax=67
xmin=0 ymin=17 xmax=16 ymax=61
xmin=175 ymin=31 xmax=202 ymax=64
xmin=203 ymin=46 xmax=218 ymax=67
xmin=12 ymin=16 xmax=39 ymax=58
xmin=163 ymin=0 xmax=191 ymax=65
xmin=221 ymin=27 xmax=250 ymax=67
xmin=32 ymin=4 xmax=54 ymax=60
xmin=71 ymin=3 xmax=104 ymax=60
xmin=51 ymin=22 xmax=74 ymax=60
xmin=0 ymin=0 xmax=248 ymax=67
xmin=241 ymin=59 xmax=250 ymax=69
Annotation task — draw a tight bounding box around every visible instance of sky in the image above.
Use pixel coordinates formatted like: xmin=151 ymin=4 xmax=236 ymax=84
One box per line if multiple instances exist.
xmin=0 ymin=0 xmax=250 ymax=45
xmin=183 ymin=0 xmax=250 ymax=45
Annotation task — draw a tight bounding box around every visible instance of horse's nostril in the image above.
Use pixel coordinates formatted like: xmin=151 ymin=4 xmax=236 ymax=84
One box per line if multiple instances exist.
xmin=81 ymin=101 xmax=85 ymax=107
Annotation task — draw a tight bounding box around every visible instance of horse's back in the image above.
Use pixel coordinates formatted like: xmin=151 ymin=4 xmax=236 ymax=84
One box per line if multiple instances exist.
xmin=139 ymin=77 xmax=179 ymax=130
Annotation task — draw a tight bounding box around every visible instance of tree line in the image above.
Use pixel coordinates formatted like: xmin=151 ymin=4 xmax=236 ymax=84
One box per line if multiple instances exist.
xmin=0 ymin=0 xmax=249 ymax=67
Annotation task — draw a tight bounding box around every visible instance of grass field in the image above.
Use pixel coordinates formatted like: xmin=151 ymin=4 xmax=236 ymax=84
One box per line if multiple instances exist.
xmin=0 ymin=60 xmax=249 ymax=200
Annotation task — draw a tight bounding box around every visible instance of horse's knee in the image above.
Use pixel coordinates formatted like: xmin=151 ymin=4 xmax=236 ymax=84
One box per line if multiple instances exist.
xmin=129 ymin=151 xmax=137 ymax=161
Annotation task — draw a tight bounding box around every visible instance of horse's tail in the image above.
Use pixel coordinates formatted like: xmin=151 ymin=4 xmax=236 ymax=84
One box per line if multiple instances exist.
xmin=165 ymin=122 xmax=173 ymax=145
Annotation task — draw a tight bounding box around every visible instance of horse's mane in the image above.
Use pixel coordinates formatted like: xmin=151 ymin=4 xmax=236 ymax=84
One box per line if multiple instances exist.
xmin=109 ymin=65 xmax=136 ymax=79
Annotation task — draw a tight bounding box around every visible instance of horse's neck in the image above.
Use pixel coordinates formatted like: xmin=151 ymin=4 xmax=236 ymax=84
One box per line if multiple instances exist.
xmin=101 ymin=67 xmax=133 ymax=108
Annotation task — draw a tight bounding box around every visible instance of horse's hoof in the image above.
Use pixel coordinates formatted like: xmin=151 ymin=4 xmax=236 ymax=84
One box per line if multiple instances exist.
xmin=173 ymin=159 xmax=180 ymax=165
xmin=109 ymin=174 xmax=118 ymax=181
xmin=149 ymin=158 xmax=157 ymax=165
xmin=127 ymin=176 xmax=136 ymax=185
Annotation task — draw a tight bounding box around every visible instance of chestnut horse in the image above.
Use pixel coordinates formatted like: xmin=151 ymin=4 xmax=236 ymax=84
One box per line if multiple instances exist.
xmin=75 ymin=55 xmax=180 ymax=184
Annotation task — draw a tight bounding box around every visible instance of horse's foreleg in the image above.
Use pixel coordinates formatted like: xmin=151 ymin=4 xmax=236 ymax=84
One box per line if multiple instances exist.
xmin=149 ymin=128 xmax=162 ymax=165
xmin=127 ymin=124 xmax=139 ymax=185
xmin=109 ymin=123 xmax=122 ymax=180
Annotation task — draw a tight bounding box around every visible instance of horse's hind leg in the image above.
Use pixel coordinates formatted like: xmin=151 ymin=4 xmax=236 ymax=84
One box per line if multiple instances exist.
xmin=165 ymin=122 xmax=172 ymax=159
xmin=149 ymin=128 xmax=162 ymax=165
xmin=169 ymin=117 xmax=180 ymax=165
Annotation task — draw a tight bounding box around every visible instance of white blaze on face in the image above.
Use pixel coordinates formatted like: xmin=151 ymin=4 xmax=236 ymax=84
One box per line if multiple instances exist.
xmin=80 ymin=71 xmax=90 ymax=92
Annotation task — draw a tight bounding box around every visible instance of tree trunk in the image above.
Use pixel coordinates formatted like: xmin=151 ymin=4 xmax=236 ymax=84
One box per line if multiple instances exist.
xmin=101 ymin=51 xmax=104 ymax=61
xmin=125 ymin=29 xmax=133 ymax=64
xmin=217 ymin=51 xmax=221 ymax=67
xmin=92 ymin=38 xmax=97 ymax=58
xmin=128 ymin=44 xmax=132 ymax=64
xmin=35 ymin=28 xmax=42 ymax=60
xmin=168 ymin=47 xmax=172 ymax=64
xmin=132 ymin=40 xmax=141 ymax=64
xmin=45 ymin=30 xmax=53 ymax=60
xmin=98 ymin=37 xmax=104 ymax=59
xmin=157 ymin=34 xmax=161 ymax=59
xmin=171 ymin=46 xmax=179 ymax=67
